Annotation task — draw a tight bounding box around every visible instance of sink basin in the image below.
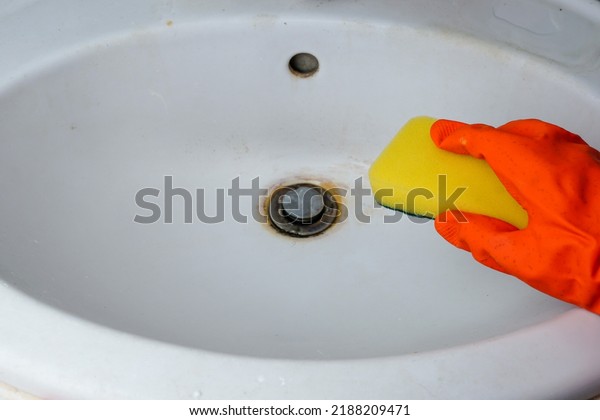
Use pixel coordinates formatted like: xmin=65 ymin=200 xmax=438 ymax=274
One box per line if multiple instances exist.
xmin=1 ymin=0 xmax=600 ymax=399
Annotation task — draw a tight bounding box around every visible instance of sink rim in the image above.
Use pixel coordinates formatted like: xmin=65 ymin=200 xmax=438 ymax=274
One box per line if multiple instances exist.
xmin=1 ymin=284 xmax=600 ymax=398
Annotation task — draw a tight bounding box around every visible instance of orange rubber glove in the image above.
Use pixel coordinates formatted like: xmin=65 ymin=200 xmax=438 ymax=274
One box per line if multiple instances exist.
xmin=431 ymin=119 xmax=600 ymax=315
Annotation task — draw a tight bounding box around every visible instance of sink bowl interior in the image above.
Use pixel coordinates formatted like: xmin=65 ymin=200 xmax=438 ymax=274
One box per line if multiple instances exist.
xmin=0 ymin=2 xmax=599 ymax=363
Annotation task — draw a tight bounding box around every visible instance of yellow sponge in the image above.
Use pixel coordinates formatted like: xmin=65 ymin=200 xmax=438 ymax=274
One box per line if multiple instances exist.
xmin=368 ymin=116 xmax=528 ymax=228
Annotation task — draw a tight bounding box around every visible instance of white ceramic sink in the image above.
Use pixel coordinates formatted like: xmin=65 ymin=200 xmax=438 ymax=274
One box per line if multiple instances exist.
xmin=1 ymin=0 xmax=600 ymax=399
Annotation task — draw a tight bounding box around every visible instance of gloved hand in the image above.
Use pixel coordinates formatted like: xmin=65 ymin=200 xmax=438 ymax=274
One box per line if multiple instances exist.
xmin=431 ymin=118 xmax=600 ymax=315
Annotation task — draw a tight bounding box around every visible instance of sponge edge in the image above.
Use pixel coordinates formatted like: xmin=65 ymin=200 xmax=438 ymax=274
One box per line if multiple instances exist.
xmin=368 ymin=116 xmax=528 ymax=229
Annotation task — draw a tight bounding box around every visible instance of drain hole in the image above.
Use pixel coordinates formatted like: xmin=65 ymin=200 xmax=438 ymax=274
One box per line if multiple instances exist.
xmin=268 ymin=183 xmax=338 ymax=237
xmin=289 ymin=53 xmax=319 ymax=77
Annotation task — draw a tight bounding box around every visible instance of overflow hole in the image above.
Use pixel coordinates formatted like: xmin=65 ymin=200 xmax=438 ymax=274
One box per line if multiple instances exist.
xmin=289 ymin=53 xmax=319 ymax=77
